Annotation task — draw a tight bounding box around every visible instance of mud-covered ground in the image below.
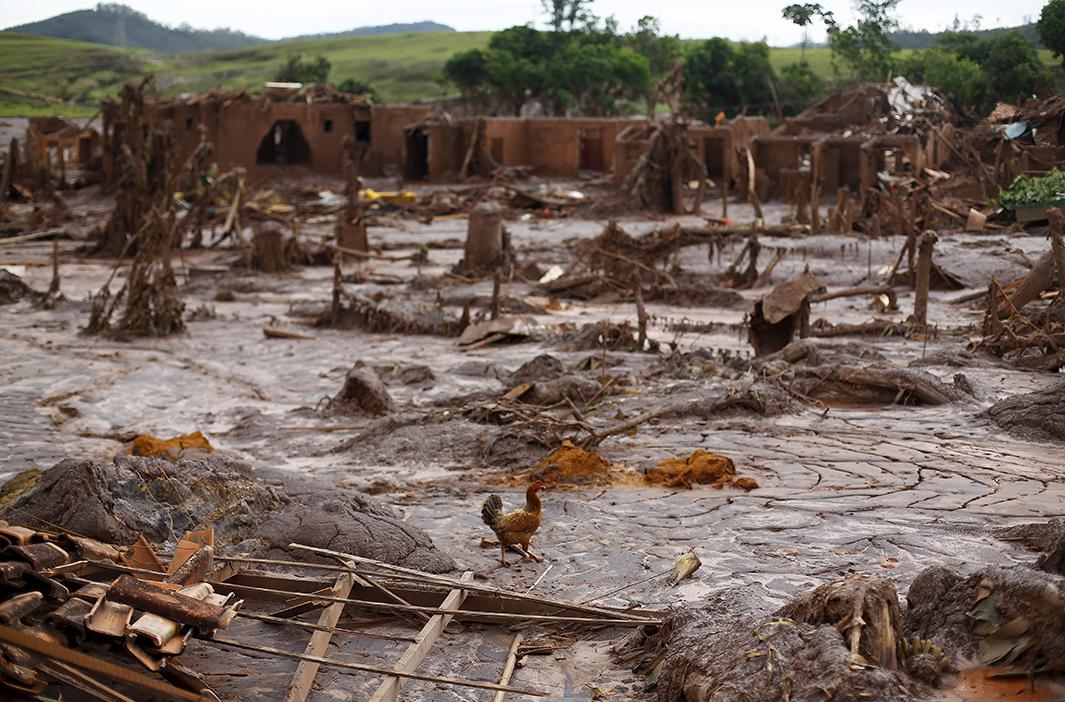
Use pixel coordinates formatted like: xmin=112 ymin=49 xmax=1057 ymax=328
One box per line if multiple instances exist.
xmin=2 ymin=171 xmax=1064 ymax=701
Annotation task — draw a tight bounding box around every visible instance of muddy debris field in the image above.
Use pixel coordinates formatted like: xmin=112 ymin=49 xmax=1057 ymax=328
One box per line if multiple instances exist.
xmin=1 ymin=85 xmax=1065 ymax=702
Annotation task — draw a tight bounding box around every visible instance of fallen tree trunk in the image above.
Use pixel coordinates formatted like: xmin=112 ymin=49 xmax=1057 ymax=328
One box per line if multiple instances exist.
xmin=789 ymin=365 xmax=965 ymax=406
xmin=997 ymin=250 xmax=1056 ymax=319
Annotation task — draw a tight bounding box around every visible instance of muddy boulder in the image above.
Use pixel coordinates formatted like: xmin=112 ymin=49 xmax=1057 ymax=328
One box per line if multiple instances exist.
xmin=0 ymin=270 xmax=42 ymax=306
xmin=329 ymin=363 xmax=396 ymax=416
xmin=3 ymin=453 xmax=454 ymax=573
xmin=630 ymin=583 xmax=922 ymax=702
xmin=981 ymin=379 xmax=1065 ymax=443
xmin=905 ymin=565 xmax=1065 ymax=673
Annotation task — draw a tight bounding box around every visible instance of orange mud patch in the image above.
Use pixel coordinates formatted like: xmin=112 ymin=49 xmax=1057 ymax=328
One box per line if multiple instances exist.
xmin=951 ymin=667 xmax=1057 ymax=701
xmin=646 ymin=450 xmax=758 ymax=490
xmin=130 ymin=431 xmax=214 ymax=460
xmin=732 ymin=476 xmax=760 ymax=491
xmin=530 ymin=440 xmax=618 ymax=487
xmin=647 ymin=450 xmax=735 ymax=488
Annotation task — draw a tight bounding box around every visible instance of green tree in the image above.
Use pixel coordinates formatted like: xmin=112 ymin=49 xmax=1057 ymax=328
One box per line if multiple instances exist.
xmin=980 ymin=31 xmax=1055 ymax=102
xmin=732 ymin=42 xmax=777 ymax=111
xmin=778 ymin=61 xmax=824 ymax=112
xmin=1038 ymin=0 xmax=1065 ymax=65
xmin=826 ymin=0 xmax=900 ymax=81
xmin=541 ymin=0 xmax=596 ymax=32
xmin=683 ymin=38 xmax=739 ymax=119
xmin=443 ymin=48 xmax=490 ymax=107
xmin=624 ymin=16 xmax=682 ymax=113
xmin=547 ymin=42 xmax=650 ymax=114
xmin=782 ymin=3 xmax=832 ymax=62
xmin=483 ymin=26 xmax=553 ymax=113
xmin=336 ymin=78 xmax=380 ymax=102
xmin=275 ymin=54 xmax=331 ymax=84
xmin=684 ymin=39 xmax=778 ymax=118
xmin=898 ymin=47 xmax=987 ymax=110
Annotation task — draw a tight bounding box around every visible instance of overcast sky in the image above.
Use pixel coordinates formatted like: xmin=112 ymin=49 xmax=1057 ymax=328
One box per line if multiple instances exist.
xmin=2 ymin=1 xmax=1047 ymax=45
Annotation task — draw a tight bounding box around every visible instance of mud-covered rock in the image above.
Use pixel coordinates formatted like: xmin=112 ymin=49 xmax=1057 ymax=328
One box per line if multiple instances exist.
xmin=905 ymin=565 xmax=1065 ymax=672
xmin=981 ymin=380 xmax=1065 ymax=443
xmin=506 ymin=354 xmax=565 ymax=386
xmin=524 ymin=375 xmax=601 ymax=405
xmin=0 ymin=270 xmax=42 ymax=306
xmin=373 ymin=363 xmax=436 ymax=386
xmin=3 ymin=454 xmax=454 ymax=573
xmin=329 ymin=363 xmax=396 ymax=416
xmin=636 ymin=584 xmax=921 ymax=702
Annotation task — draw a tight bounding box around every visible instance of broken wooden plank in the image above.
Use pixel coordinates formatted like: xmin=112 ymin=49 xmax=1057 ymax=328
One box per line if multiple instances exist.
xmin=368 ymin=570 xmax=474 ymax=702
xmin=263 ymin=327 xmax=314 ymax=341
xmin=0 ymin=624 xmax=212 ymax=702
xmin=282 ymin=572 xmax=355 ymax=702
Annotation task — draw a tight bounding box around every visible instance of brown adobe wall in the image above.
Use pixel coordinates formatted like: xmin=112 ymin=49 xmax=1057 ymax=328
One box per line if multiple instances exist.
xmin=368 ymin=105 xmax=434 ymax=176
xmin=813 ymin=136 xmax=865 ymax=193
xmin=751 ymin=135 xmax=816 ymax=200
xmin=426 ymin=123 xmax=466 ymax=181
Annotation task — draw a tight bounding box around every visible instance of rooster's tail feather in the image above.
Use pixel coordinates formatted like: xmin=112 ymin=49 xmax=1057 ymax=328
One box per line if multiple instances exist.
xmin=481 ymin=494 xmax=503 ymax=528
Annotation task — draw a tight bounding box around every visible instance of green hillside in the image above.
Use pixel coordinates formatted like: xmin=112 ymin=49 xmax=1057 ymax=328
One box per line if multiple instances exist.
xmin=0 ymin=30 xmax=492 ymax=116
xmin=0 ymin=29 xmax=1059 ymax=118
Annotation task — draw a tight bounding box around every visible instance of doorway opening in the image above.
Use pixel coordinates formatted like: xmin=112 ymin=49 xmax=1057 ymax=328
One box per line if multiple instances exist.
xmin=403 ymin=127 xmax=429 ymax=180
xmin=579 ymin=129 xmax=604 ymax=171
xmin=256 ymin=120 xmax=311 ymax=165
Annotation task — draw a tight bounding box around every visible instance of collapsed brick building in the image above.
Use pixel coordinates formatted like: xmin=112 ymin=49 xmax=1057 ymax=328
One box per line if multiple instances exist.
xmin=97 ymin=84 xmax=769 ymax=186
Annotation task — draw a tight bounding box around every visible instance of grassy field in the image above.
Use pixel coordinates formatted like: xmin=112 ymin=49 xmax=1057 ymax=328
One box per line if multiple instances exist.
xmin=0 ymin=31 xmax=492 ymax=116
xmin=0 ymin=31 xmax=1060 ymax=117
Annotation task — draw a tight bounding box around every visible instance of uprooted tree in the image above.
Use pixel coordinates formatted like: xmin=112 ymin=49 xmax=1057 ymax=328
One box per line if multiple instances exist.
xmin=87 ymin=78 xmax=209 ymax=337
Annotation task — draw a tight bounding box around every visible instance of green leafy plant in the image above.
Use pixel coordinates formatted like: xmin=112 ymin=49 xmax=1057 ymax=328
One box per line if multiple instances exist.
xmin=994 ymin=170 xmax=1065 ymax=210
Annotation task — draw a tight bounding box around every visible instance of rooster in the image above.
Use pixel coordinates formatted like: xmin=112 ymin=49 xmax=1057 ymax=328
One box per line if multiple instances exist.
xmin=481 ymin=481 xmax=545 ymax=567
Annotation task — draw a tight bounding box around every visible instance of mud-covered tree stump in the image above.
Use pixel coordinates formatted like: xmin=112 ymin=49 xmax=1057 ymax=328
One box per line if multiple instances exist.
xmin=464 ymin=202 xmax=503 ymax=271
xmin=253 ymin=221 xmax=288 ymax=273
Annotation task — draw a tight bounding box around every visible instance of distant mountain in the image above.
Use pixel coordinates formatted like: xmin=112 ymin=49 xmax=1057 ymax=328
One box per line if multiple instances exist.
xmin=4 ymin=6 xmax=456 ymax=53
xmin=4 ymin=3 xmax=265 ymax=52
xmin=289 ymin=21 xmax=455 ymax=41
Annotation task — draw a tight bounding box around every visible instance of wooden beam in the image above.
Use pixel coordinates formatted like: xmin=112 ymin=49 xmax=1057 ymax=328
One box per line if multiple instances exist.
xmin=282 ymin=572 xmax=355 ymax=702
xmin=206 ymin=635 xmax=546 ymax=697
xmin=288 ymin=544 xmax=651 ymax=622
xmin=491 ymin=633 xmax=524 ymax=702
xmin=368 ymin=571 xmax=473 ymax=702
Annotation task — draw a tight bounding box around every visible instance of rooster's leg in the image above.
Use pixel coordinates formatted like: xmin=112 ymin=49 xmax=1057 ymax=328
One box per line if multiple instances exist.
xmin=520 ymin=543 xmax=544 ymax=562
xmin=499 ymin=543 xmax=510 ymax=567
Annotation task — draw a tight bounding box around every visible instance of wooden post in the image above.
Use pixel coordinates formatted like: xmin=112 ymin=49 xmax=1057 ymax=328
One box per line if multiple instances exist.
xmin=634 ymin=278 xmax=647 ymax=350
xmin=721 ymin=172 xmax=729 ymax=219
xmin=337 ymin=136 xmax=368 ymax=258
xmin=810 ymin=180 xmax=820 ymax=234
xmin=48 ymin=241 xmax=60 ymax=298
xmin=1047 ymin=207 xmax=1065 ymax=289
xmin=367 ymin=571 xmax=474 ymax=702
xmin=491 ymin=268 xmax=502 ymax=320
xmin=283 ymin=572 xmax=356 ymax=702
xmin=913 ymin=230 xmax=936 ymax=326
xmin=330 ymin=256 xmax=342 ymax=328
xmin=56 ymin=143 xmax=66 ymax=189
xmin=0 ymin=138 xmax=18 ymax=203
